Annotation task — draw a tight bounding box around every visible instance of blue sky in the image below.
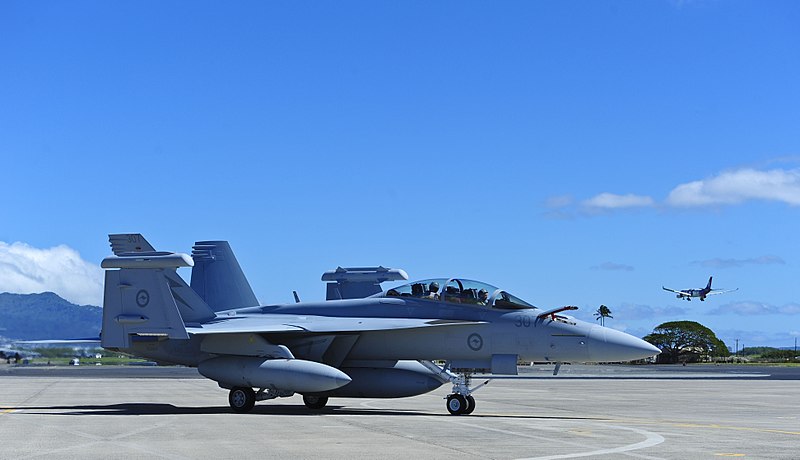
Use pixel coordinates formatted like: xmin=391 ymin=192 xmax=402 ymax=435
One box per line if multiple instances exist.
xmin=1 ymin=1 xmax=798 ymax=348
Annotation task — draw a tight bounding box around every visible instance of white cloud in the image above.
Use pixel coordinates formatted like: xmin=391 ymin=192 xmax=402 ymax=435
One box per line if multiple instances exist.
xmin=582 ymin=193 xmax=655 ymax=210
xmin=666 ymin=168 xmax=800 ymax=207
xmin=692 ymin=255 xmax=785 ymax=269
xmin=545 ymin=195 xmax=574 ymax=209
xmin=544 ymin=166 xmax=800 ymax=219
xmin=0 ymin=241 xmax=103 ymax=306
xmin=591 ymin=262 xmax=634 ymax=271
xmin=710 ymin=301 xmax=800 ymax=316
xmin=614 ymin=303 xmax=688 ymax=320
xmin=576 ymin=303 xmax=686 ymax=322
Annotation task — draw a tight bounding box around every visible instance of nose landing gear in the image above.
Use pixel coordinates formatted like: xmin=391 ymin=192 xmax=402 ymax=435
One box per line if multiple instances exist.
xmin=446 ymin=393 xmax=476 ymax=415
xmin=418 ymin=360 xmax=489 ymax=415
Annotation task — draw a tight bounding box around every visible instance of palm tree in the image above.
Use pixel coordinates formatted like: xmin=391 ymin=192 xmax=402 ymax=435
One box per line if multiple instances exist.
xmin=594 ymin=304 xmax=613 ymax=326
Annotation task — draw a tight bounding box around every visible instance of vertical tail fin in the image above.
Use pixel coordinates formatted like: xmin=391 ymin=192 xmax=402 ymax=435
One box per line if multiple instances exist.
xmin=190 ymin=241 xmax=259 ymax=312
xmin=706 ymin=276 xmax=713 ymax=290
xmin=100 ymin=237 xmax=215 ymax=349
xmin=109 ymin=233 xmax=156 ymax=255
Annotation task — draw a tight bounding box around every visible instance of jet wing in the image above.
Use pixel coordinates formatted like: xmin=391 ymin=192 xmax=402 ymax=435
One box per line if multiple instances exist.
xmin=662 ymin=287 xmax=683 ymax=294
xmin=707 ymin=288 xmax=738 ymax=295
xmin=186 ymin=314 xmax=483 ymax=335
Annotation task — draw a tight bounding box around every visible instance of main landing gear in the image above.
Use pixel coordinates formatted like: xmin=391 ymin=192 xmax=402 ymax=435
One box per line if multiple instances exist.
xmin=227 ymin=386 xmax=294 ymax=413
xmin=229 ymin=387 xmax=256 ymax=413
xmin=302 ymin=395 xmax=329 ymax=409
xmin=418 ymin=360 xmax=490 ymax=416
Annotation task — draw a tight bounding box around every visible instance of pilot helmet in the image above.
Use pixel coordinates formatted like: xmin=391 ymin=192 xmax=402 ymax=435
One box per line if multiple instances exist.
xmin=429 ymin=282 xmax=440 ymax=292
xmin=478 ymin=289 xmax=488 ymax=299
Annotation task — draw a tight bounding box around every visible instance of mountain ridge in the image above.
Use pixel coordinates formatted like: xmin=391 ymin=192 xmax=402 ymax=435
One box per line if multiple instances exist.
xmin=0 ymin=292 xmax=102 ymax=340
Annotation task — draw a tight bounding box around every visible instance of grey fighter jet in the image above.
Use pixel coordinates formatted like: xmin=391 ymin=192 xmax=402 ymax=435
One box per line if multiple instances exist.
xmin=100 ymin=234 xmax=660 ymax=415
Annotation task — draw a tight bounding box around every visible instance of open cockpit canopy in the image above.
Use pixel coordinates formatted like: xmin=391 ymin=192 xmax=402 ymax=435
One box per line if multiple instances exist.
xmin=382 ymin=278 xmax=536 ymax=310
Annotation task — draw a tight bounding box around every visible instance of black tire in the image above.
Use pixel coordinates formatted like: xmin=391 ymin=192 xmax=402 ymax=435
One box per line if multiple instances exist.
xmin=229 ymin=387 xmax=256 ymax=413
xmin=303 ymin=395 xmax=329 ymax=410
xmin=463 ymin=395 xmax=476 ymax=415
xmin=446 ymin=394 xmax=467 ymax=415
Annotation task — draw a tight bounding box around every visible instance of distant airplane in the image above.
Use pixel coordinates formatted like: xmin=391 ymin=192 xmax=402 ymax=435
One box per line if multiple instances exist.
xmin=0 ymin=348 xmax=30 ymax=363
xmin=91 ymin=233 xmax=660 ymax=415
xmin=662 ymin=276 xmax=737 ymax=301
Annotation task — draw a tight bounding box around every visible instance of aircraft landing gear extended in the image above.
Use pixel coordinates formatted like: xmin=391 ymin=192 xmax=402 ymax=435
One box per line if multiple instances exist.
xmin=446 ymin=393 xmax=476 ymax=415
xmin=228 ymin=387 xmax=295 ymax=413
xmin=445 ymin=372 xmax=486 ymax=415
xmin=418 ymin=360 xmax=489 ymax=416
xmin=229 ymin=387 xmax=256 ymax=413
xmin=302 ymin=395 xmax=329 ymax=409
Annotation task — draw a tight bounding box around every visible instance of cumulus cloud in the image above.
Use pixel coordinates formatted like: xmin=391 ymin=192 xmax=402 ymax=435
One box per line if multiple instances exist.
xmin=666 ymin=168 xmax=800 ymax=207
xmin=611 ymin=303 xmax=688 ymax=320
xmin=0 ymin=241 xmax=103 ymax=306
xmin=582 ymin=193 xmax=655 ymax=210
xmin=541 ymin=195 xmax=577 ymax=220
xmin=713 ymin=328 xmax=798 ymax=349
xmin=544 ymin=166 xmax=800 ymax=218
xmin=545 ymin=195 xmax=574 ymax=209
xmin=591 ymin=262 xmax=634 ymax=272
xmin=710 ymin=301 xmax=800 ymax=316
xmin=692 ymin=255 xmax=785 ymax=269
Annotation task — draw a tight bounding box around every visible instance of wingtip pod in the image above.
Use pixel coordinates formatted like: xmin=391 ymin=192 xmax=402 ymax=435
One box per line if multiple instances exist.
xmin=104 ymin=233 xmax=193 ymax=269
xmin=321 ymin=266 xmax=409 ymax=283
xmin=322 ymin=266 xmax=409 ymax=300
xmin=101 ymin=253 xmax=194 ymax=269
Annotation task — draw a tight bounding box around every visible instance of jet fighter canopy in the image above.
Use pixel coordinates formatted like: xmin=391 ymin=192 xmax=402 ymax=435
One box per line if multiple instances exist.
xmin=382 ymin=278 xmax=536 ymax=310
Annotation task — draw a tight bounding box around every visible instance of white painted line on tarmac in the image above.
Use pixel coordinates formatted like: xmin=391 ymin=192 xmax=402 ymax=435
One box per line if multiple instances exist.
xmin=516 ymin=425 xmax=665 ymax=460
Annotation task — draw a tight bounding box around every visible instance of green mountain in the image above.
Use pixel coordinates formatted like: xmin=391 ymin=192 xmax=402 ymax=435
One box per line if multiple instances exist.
xmin=0 ymin=292 xmax=101 ymax=340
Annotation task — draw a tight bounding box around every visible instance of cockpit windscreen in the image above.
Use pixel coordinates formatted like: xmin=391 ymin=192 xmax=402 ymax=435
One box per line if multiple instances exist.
xmin=384 ymin=278 xmax=535 ymax=310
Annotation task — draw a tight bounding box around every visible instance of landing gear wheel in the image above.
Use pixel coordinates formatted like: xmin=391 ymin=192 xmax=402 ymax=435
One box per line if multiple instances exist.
xmin=229 ymin=387 xmax=256 ymax=413
xmin=303 ymin=395 xmax=329 ymax=410
xmin=446 ymin=394 xmax=468 ymax=415
xmin=463 ymin=395 xmax=476 ymax=415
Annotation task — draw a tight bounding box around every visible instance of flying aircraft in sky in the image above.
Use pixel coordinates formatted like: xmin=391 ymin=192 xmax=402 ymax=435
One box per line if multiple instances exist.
xmin=99 ymin=234 xmax=660 ymax=415
xmin=662 ymin=276 xmax=738 ymax=301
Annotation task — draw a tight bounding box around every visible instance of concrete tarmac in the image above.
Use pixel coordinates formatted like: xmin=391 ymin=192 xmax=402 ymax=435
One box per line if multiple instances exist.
xmin=1 ymin=364 xmax=798 ymax=459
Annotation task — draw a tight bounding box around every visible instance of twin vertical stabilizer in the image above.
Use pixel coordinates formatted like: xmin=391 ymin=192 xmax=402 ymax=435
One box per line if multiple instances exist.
xmin=190 ymin=241 xmax=259 ymax=312
xmin=101 ymin=234 xmax=218 ymax=349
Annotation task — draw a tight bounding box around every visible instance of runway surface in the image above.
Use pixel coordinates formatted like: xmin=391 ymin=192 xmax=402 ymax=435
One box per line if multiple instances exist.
xmin=2 ymin=364 xmax=798 ymax=459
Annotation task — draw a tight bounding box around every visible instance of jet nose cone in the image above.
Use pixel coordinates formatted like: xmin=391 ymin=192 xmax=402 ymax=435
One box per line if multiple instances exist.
xmin=588 ymin=326 xmax=661 ymax=362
